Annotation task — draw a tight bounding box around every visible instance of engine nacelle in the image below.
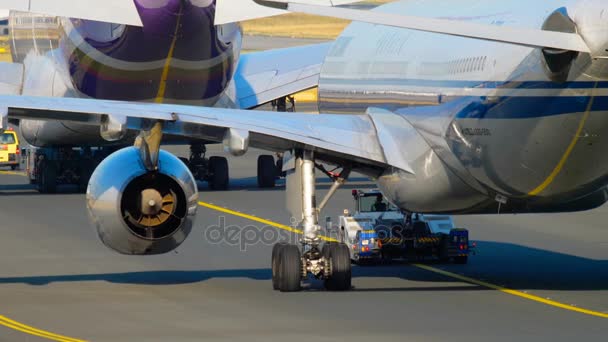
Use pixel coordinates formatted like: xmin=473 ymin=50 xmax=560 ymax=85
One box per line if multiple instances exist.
xmin=86 ymin=147 xmax=198 ymax=255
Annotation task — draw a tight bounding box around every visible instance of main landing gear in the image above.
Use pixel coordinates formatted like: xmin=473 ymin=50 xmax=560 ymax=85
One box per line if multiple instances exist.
xmin=179 ymin=143 xmax=229 ymax=190
xmin=29 ymin=146 xmax=111 ymax=194
xmin=271 ymin=150 xmax=352 ymax=292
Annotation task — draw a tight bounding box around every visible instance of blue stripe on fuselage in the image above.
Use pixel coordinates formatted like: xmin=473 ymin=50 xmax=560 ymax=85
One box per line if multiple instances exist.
xmin=454 ymin=96 xmax=606 ymax=119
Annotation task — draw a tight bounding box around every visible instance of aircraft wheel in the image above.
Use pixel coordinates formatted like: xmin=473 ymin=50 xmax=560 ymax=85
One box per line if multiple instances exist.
xmin=208 ymin=156 xmax=229 ymax=190
xmin=277 ymin=244 xmax=302 ymax=292
xmin=454 ymin=255 xmax=468 ymax=264
xmin=271 ymin=242 xmax=288 ymax=290
xmin=37 ymin=159 xmax=57 ymax=194
xmin=257 ymin=155 xmax=276 ymax=188
xmin=323 ymin=242 xmax=352 ymax=291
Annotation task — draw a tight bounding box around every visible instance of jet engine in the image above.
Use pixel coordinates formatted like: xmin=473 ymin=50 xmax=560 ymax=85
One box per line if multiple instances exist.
xmin=86 ymin=147 xmax=198 ymax=255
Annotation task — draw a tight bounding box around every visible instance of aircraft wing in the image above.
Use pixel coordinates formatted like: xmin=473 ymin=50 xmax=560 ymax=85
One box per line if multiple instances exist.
xmin=0 ymin=95 xmax=406 ymax=171
xmin=245 ymin=0 xmax=591 ymax=53
xmin=235 ymin=43 xmax=330 ymax=109
xmin=0 ymin=0 xmax=142 ymax=26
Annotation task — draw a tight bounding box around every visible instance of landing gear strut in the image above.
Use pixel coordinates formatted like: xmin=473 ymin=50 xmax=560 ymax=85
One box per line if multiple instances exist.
xmin=180 ymin=143 xmax=229 ymax=190
xmin=271 ymin=150 xmax=352 ymax=291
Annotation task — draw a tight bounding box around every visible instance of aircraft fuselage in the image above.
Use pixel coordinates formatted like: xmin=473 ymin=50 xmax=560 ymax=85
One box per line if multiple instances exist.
xmin=319 ymin=0 xmax=608 ymax=213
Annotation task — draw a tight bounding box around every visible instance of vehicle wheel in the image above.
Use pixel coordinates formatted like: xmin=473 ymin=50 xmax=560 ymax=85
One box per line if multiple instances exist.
xmin=78 ymin=159 xmax=96 ymax=193
xmin=278 ymin=244 xmax=302 ymax=292
xmin=257 ymin=155 xmax=276 ymax=188
xmin=37 ymin=159 xmax=57 ymax=194
xmin=323 ymin=242 xmax=352 ymax=291
xmin=454 ymin=255 xmax=468 ymax=264
xmin=271 ymin=242 xmax=288 ymax=290
xmin=208 ymin=156 xmax=229 ymax=190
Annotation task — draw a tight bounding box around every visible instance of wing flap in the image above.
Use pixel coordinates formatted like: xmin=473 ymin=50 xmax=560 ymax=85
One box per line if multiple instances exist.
xmin=235 ymin=43 xmax=330 ymax=108
xmin=215 ymin=0 xmax=362 ymax=24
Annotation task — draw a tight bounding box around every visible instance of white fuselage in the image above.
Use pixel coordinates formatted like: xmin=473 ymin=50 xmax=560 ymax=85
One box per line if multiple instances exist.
xmin=319 ymin=0 xmax=608 ymax=213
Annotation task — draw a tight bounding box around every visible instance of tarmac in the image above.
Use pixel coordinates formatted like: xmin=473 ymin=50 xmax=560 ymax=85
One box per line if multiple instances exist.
xmin=0 ymin=142 xmax=606 ymax=341
xmin=0 ymin=29 xmax=606 ymax=342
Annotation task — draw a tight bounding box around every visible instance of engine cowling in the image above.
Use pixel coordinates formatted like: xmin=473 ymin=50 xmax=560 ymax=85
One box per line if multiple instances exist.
xmin=86 ymin=147 xmax=198 ymax=255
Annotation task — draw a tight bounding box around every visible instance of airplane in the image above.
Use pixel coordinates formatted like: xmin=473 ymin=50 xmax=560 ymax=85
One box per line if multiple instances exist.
xmin=0 ymin=0 xmax=607 ymax=292
xmin=0 ymin=0 xmax=359 ymax=193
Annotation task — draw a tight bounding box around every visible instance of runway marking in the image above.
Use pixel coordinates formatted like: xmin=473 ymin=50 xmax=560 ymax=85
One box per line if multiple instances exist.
xmin=199 ymin=201 xmax=607 ymax=319
xmin=0 ymin=314 xmax=86 ymax=342
xmin=0 ymin=170 xmax=26 ymax=176
xmin=413 ymin=264 xmax=608 ymax=319
xmin=198 ymin=201 xmax=339 ymax=242
xmin=528 ymin=82 xmax=597 ymax=196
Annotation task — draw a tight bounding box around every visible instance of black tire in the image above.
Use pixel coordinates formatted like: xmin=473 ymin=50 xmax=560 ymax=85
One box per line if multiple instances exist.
xmin=454 ymin=255 xmax=468 ymax=264
xmin=323 ymin=242 xmax=352 ymax=291
xmin=10 ymin=164 xmax=17 ymax=171
xmin=257 ymin=155 xmax=276 ymax=188
xmin=438 ymin=236 xmax=450 ymax=263
xmin=37 ymin=159 xmax=57 ymax=194
xmin=78 ymin=159 xmax=96 ymax=193
xmin=208 ymin=156 xmax=229 ymax=190
xmin=278 ymin=244 xmax=302 ymax=292
xmin=271 ymin=242 xmax=288 ymax=290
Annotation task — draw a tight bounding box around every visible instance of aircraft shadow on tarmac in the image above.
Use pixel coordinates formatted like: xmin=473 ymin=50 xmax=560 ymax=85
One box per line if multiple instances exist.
xmin=0 ymin=241 xmax=605 ymax=291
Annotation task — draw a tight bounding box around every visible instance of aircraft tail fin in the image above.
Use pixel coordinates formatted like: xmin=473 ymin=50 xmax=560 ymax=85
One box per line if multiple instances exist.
xmin=214 ymin=0 xmax=360 ymax=25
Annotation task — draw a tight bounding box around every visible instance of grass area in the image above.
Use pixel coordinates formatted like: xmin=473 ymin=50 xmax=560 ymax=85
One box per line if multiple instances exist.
xmin=242 ymin=0 xmax=394 ymax=39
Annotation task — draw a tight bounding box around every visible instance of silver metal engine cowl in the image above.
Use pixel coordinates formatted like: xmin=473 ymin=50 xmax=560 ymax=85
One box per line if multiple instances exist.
xmin=86 ymin=147 xmax=198 ymax=255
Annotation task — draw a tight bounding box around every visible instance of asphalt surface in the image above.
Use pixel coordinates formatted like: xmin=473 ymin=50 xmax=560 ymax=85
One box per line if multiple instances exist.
xmin=0 ymin=30 xmax=606 ymax=342
xmin=0 ymin=144 xmax=606 ymax=341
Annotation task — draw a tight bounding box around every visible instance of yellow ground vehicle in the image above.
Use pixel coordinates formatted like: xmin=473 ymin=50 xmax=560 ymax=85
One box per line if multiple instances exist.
xmin=0 ymin=129 xmax=20 ymax=170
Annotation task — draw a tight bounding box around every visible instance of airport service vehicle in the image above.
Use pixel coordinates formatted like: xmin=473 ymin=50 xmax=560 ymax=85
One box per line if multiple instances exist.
xmin=2 ymin=0 xmax=608 ymax=293
xmin=0 ymin=128 xmax=19 ymax=170
xmin=340 ymin=190 xmax=471 ymax=264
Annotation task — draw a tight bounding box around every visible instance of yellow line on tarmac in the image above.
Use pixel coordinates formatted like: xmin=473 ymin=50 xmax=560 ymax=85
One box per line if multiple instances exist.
xmin=0 ymin=314 xmax=86 ymax=342
xmin=199 ymin=201 xmax=607 ymax=319
xmin=0 ymin=170 xmax=25 ymax=176
xmin=413 ymin=263 xmax=608 ymax=319
xmin=198 ymin=201 xmax=338 ymax=242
